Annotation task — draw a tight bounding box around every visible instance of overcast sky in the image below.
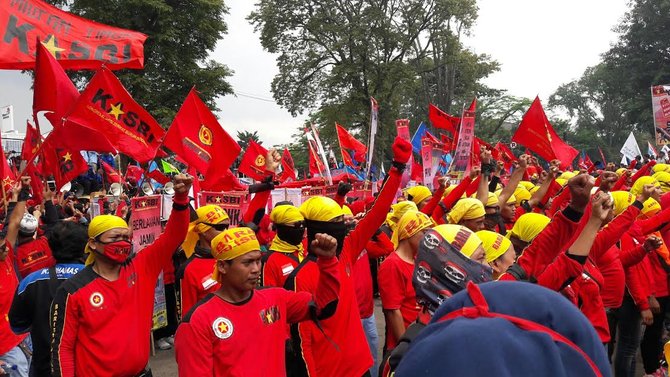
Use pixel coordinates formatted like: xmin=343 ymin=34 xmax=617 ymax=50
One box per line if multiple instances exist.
xmin=0 ymin=0 xmax=629 ymax=146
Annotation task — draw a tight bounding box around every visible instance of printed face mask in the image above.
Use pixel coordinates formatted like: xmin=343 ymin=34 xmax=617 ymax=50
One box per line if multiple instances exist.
xmin=98 ymin=240 xmax=133 ymax=264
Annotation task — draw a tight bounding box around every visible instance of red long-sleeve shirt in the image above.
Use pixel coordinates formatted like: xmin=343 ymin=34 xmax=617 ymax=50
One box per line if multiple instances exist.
xmin=430 ymin=176 xmax=474 ymax=224
xmin=50 ymin=194 xmax=190 ymax=377
xmin=177 ymin=256 xmax=220 ymax=319
xmin=288 ymin=167 xmax=402 ymax=376
xmin=174 ymin=256 xmax=339 ymax=377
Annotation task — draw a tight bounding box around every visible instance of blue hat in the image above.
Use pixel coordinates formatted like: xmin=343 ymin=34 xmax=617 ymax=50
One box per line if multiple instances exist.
xmin=395 ymin=281 xmax=610 ymax=377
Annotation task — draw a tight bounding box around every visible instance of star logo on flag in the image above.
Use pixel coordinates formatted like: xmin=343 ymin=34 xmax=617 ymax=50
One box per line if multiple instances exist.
xmin=62 ymin=152 xmax=72 ymax=162
xmin=215 ymin=196 xmax=222 ymax=203
xmin=141 ymin=201 xmax=147 ymax=207
xmin=108 ymin=103 xmax=125 ymax=120
xmin=255 ymin=155 xmax=266 ymax=167
xmin=41 ymin=35 xmax=65 ymax=57
xmin=2 ymin=177 xmax=12 ymax=187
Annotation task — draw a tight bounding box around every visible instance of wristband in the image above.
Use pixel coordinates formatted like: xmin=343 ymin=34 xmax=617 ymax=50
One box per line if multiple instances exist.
xmin=173 ymin=202 xmax=189 ymax=211
xmin=391 ymin=161 xmax=406 ymax=172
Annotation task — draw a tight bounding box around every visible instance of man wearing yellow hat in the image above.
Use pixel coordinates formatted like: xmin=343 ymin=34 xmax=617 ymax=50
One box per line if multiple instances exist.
xmin=51 ymin=174 xmax=193 ymax=377
xmin=446 ymin=198 xmax=486 ymax=232
xmin=174 ymin=227 xmax=340 ymax=377
xmin=176 ymin=205 xmax=230 ymax=319
xmin=477 ymin=230 xmax=515 ymax=279
xmin=262 ymin=203 xmax=306 ymax=287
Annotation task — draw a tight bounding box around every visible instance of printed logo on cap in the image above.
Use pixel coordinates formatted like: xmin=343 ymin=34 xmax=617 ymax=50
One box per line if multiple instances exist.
xmin=90 ymin=292 xmax=104 ymax=308
xmin=212 ymin=317 xmax=233 ymax=339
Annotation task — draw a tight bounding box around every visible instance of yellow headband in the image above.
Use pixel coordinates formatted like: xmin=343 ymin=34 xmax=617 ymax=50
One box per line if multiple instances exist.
xmin=519 ymin=181 xmax=535 ymax=191
xmin=299 ymin=196 xmax=344 ymax=221
xmin=182 ymin=205 xmax=230 ymax=258
xmin=513 ymin=187 xmax=531 ymax=205
xmin=432 ymin=224 xmax=482 ymax=258
xmin=558 ymin=171 xmax=577 ymax=180
xmin=476 ymin=230 xmax=512 ymax=263
xmin=386 ymin=201 xmax=419 ymax=231
xmin=405 ymin=185 xmax=432 ymax=205
xmin=507 ymin=213 xmax=550 ymax=242
xmin=211 ymin=227 xmax=260 ymax=280
xmin=631 ymin=176 xmax=659 ymax=196
xmin=610 ymin=191 xmax=635 ymax=216
xmin=270 ymin=204 xmax=304 ymax=225
xmin=391 ymin=210 xmax=433 ymax=249
xmin=447 ymin=198 xmax=486 ymax=224
xmin=485 ymin=192 xmax=499 ymax=208
xmin=85 ymin=215 xmax=128 ymax=265
xmin=653 ymin=163 xmax=669 ymax=173
xmin=652 ymin=171 xmax=670 ymax=193
xmin=641 ymin=198 xmax=661 ymax=218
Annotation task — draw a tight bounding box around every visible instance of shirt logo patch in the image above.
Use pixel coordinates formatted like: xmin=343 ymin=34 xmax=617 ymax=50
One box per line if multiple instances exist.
xmin=89 ymin=292 xmax=104 ymax=308
xmin=259 ymin=306 xmax=281 ymax=325
xmin=201 ymin=276 xmax=217 ymax=290
xmin=281 ymin=264 xmax=294 ymax=276
xmin=212 ymin=317 xmax=233 ymax=339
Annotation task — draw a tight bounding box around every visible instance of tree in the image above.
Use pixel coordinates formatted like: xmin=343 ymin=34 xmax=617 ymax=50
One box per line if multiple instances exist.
xmin=45 ymin=0 xmax=233 ymax=126
xmin=249 ymin=0 xmax=498 ymax=166
xmin=236 ymin=130 xmax=262 ymax=150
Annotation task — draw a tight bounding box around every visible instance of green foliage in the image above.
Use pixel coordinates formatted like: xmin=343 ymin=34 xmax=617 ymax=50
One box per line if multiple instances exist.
xmin=45 ymin=0 xmax=233 ymax=126
xmin=236 ymin=130 xmax=262 ymax=150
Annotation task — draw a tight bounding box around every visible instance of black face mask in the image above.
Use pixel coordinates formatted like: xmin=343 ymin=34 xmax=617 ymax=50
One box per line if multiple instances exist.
xmin=276 ymin=224 xmax=305 ymax=246
xmin=194 ymin=245 xmax=213 ymax=258
xmin=305 ymin=220 xmax=347 ymax=255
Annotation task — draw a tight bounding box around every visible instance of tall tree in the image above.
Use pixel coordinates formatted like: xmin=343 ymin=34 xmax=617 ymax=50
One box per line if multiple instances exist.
xmin=45 ymin=0 xmax=233 ymax=125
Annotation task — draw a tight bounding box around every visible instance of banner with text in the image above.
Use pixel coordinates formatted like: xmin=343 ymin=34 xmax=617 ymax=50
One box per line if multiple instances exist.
xmin=449 ymin=108 xmax=475 ymax=183
xmin=199 ymin=191 xmax=250 ymax=226
xmin=652 ymin=85 xmax=670 ymax=145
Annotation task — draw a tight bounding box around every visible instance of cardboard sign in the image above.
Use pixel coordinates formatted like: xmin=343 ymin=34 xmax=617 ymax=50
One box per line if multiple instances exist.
xmin=200 ymin=191 xmax=250 ymax=226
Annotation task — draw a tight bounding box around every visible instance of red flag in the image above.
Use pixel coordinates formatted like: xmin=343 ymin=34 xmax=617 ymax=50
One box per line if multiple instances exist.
xmin=0 ymin=139 xmax=15 ymax=195
xmin=147 ymin=169 xmax=170 ymax=185
xmin=163 ymin=88 xmax=240 ymax=182
xmin=411 ymin=161 xmax=423 ymax=183
xmin=125 ymin=165 xmax=144 ymax=184
xmin=428 ymin=104 xmax=460 ymax=133
xmin=335 ymin=123 xmax=367 ymax=167
xmin=41 ymin=137 xmax=88 ymax=191
xmin=467 ymin=97 xmax=477 ymax=112
xmin=511 ymin=97 xmax=578 ymax=166
xmin=598 ymin=147 xmax=607 ymax=165
xmin=101 ymin=160 xmax=121 ymax=183
xmin=308 ymin=141 xmax=325 ymax=177
xmin=279 ymin=148 xmax=297 ymax=182
xmin=52 ymin=121 xmax=116 ymax=155
xmin=495 ymin=142 xmax=516 ymax=171
xmin=24 ymin=163 xmax=44 ymax=204
xmin=32 ymin=41 xmax=80 ymax=129
xmin=65 ymin=67 xmax=164 ymax=162
xmin=0 ymin=0 xmax=147 ymax=70
xmin=238 ymin=141 xmax=270 ymax=181
xmin=201 ymin=169 xmax=246 ymax=192
xmin=21 ymin=122 xmax=41 ymax=162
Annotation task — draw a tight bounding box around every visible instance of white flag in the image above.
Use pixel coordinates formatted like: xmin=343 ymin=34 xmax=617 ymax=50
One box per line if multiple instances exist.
xmin=620 ymin=132 xmax=642 ymax=161
xmin=365 ymin=97 xmax=379 ymax=180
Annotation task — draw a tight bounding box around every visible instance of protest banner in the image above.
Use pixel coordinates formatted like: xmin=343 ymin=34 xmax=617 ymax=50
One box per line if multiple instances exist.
xmin=200 ymin=191 xmax=250 ymax=225
xmin=652 ymin=85 xmax=670 ymax=145
xmin=129 ymin=195 xmax=166 ymax=330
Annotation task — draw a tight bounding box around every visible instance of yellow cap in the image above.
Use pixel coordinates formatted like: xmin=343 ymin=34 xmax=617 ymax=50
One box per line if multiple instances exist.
xmin=342 ymin=205 xmax=353 ymax=216
xmin=610 ymin=191 xmax=636 ymax=216
xmin=391 ymin=210 xmax=433 ymax=249
xmin=485 ymin=192 xmax=499 ymax=208
xmin=641 ymin=198 xmax=661 ymax=218
xmin=558 ymin=171 xmax=577 ymax=180
xmin=270 ymin=204 xmax=304 ymax=225
xmin=447 ymin=198 xmax=485 ymax=224
xmin=182 ymin=205 xmax=230 ymax=258
xmin=555 ymin=178 xmax=567 ymax=186
xmin=653 ymin=163 xmax=669 ymax=173
xmin=477 ymin=230 xmax=513 ymax=263
xmin=507 ymin=213 xmax=550 ymax=242
xmin=386 ymin=201 xmax=419 ymax=231
xmin=513 ymin=187 xmax=531 ymax=205
xmin=211 ymin=227 xmax=260 ymax=280
xmin=405 ymin=186 xmax=432 ymax=206
xmin=432 ymin=224 xmax=482 ymax=257
xmin=300 ymin=196 xmax=345 ymax=221
xmin=631 ymin=176 xmax=659 ymax=196
xmin=519 ymin=181 xmax=535 ymax=191
xmin=616 ymin=168 xmax=627 ymax=176
xmin=653 ymin=171 xmax=670 ymax=193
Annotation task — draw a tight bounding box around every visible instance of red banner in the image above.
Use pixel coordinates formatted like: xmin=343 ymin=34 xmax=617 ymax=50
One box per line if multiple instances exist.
xmin=0 ymin=0 xmax=147 ymax=70
xmin=129 ymin=196 xmax=162 ymax=252
xmin=199 ymin=191 xmax=249 ymax=226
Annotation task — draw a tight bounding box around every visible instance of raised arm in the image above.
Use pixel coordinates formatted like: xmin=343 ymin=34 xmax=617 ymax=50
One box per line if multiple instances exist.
xmin=498 ymin=154 xmax=528 ymax=207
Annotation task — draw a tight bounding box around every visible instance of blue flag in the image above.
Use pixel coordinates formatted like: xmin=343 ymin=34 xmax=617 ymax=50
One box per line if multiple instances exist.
xmin=411 ymin=122 xmax=428 ymax=154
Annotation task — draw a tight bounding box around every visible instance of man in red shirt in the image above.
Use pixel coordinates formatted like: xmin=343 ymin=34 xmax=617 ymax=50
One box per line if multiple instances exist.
xmin=174 ymin=227 xmax=340 ymax=377
xmin=176 ymin=205 xmax=229 ymax=319
xmin=262 ymin=203 xmax=306 ymax=287
xmin=50 ymin=174 xmax=193 ymax=377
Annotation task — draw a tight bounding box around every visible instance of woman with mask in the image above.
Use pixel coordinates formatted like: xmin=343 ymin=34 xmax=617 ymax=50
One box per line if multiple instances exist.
xmin=378 ymin=211 xmax=433 ymax=356
xmin=262 ymin=203 xmax=306 ymax=287
xmin=176 ymin=205 xmax=230 ymax=319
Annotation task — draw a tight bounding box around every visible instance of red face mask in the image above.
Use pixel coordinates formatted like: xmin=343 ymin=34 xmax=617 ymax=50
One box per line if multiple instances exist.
xmin=98 ymin=240 xmax=132 ymax=264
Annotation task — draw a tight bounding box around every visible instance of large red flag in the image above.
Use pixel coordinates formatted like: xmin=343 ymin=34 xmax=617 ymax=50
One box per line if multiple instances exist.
xmin=65 ymin=66 xmax=164 ymax=162
xmin=428 ymin=104 xmax=460 ymax=133
xmin=21 ymin=122 xmax=41 ymax=162
xmin=101 ymin=160 xmax=121 ymax=183
xmin=32 ymin=41 xmax=79 ymax=129
xmin=238 ymin=141 xmax=269 ymax=181
xmin=0 ymin=0 xmax=147 ymax=70
xmin=335 ymin=123 xmax=367 ymax=166
xmin=279 ymin=148 xmax=296 ymax=182
xmin=511 ymin=97 xmax=579 ymax=166
xmin=41 ymin=136 xmax=88 ymax=191
xmin=163 ymin=88 xmax=241 ymax=182
xmin=125 ymin=165 xmax=144 ymax=184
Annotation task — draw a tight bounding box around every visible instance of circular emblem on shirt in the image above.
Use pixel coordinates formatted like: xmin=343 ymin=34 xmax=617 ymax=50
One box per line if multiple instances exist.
xmin=89 ymin=292 xmax=104 ymax=308
xmin=212 ymin=317 xmax=233 ymax=339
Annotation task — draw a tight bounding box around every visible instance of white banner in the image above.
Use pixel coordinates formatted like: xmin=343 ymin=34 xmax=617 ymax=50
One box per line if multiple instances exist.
xmin=620 ymin=132 xmax=642 ymax=161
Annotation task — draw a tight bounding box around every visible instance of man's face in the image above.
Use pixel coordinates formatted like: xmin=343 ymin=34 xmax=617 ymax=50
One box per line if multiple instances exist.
xmin=501 ymin=202 xmax=516 ymax=221
xmin=461 ymin=216 xmax=485 ymax=232
xmin=218 ymin=250 xmax=262 ymax=292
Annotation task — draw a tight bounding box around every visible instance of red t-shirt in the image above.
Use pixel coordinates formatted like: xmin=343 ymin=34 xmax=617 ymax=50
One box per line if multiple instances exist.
xmin=50 ymin=197 xmax=189 ymax=377
xmin=262 ymin=252 xmax=300 ymax=288
xmin=378 ymin=252 xmax=420 ymax=350
xmin=178 ymin=257 xmax=220 ymax=318
xmin=353 ymin=248 xmax=374 ymax=318
xmin=0 ymin=248 xmax=27 ymax=355
xmin=15 ymin=237 xmax=56 ymax=279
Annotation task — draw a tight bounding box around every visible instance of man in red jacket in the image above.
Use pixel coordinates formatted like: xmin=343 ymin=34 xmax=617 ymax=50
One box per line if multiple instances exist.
xmin=50 ymin=174 xmax=193 ymax=377
xmin=174 ymin=227 xmax=340 ymax=377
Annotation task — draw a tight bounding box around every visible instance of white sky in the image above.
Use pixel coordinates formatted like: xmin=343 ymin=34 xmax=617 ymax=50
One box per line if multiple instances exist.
xmin=0 ymin=0 xmax=630 ymax=146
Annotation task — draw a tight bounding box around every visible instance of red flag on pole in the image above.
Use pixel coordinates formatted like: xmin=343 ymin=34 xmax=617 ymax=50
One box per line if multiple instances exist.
xmin=21 ymin=122 xmax=42 ymax=162
xmin=0 ymin=138 xmax=15 ymax=195
xmin=125 ymin=165 xmax=144 ymax=184
xmin=495 ymin=142 xmax=516 ymax=171
xmin=0 ymin=0 xmax=147 ymax=70
xmin=238 ymin=141 xmax=269 ymax=181
xmin=41 ymin=138 xmax=88 ymax=191
xmin=101 ymin=160 xmax=121 ymax=183
xmin=598 ymin=147 xmax=607 ymax=165
xmin=428 ymin=104 xmax=460 ymax=133
xmin=511 ymin=97 xmax=578 ymax=166
xmin=24 ymin=163 xmax=44 ymax=204
xmin=335 ymin=123 xmax=367 ymax=167
xmin=279 ymin=148 xmax=296 ymax=182
xmin=163 ymin=88 xmax=240 ymax=181
xmin=147 ymin=169 xmax=170 ymax=185
xmin=308 ymin=141 xmax=325 ymax=178
xmin=32 ymin=41 xmax=79 ymax=129
xmin=65 ymin=66 xmax=164 ymax=162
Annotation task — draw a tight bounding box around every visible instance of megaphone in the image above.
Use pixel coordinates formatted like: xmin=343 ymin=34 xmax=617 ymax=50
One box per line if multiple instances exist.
xmin=59 ymin=182 xmax=71 ymax=193
xmin=163 ymin=182 xmax=175 ymax=195
xmin=109 ymin=183 xmax=124 ymax=197
xmin=141 ymin=182 xmax=154 ymax=196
